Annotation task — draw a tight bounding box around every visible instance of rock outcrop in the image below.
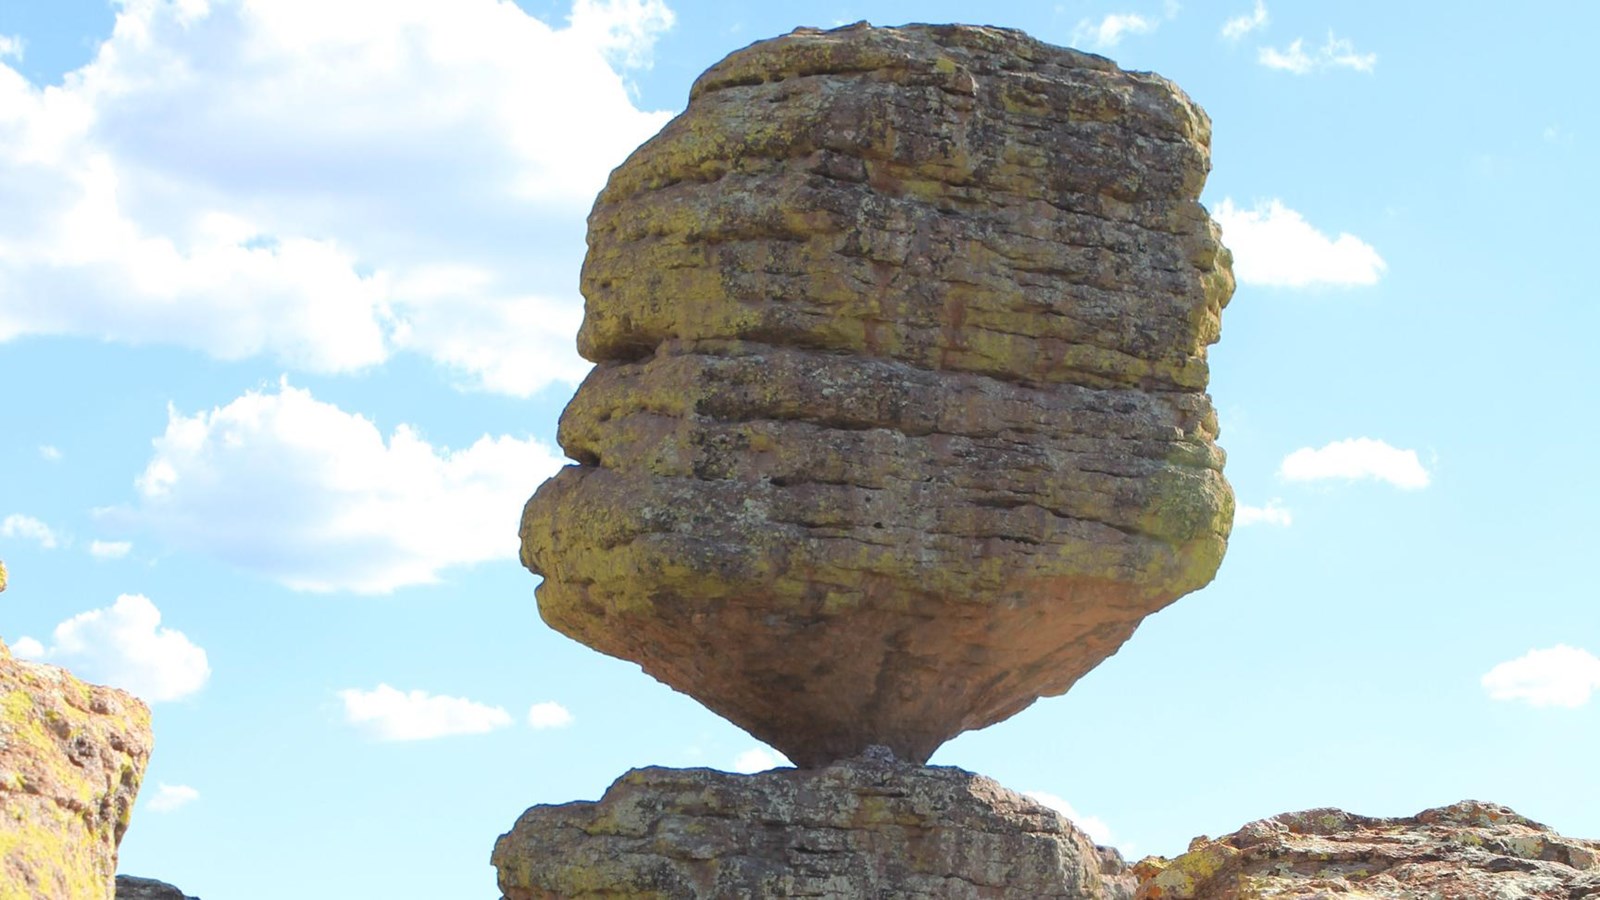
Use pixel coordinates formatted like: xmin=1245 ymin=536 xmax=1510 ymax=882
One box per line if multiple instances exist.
xmin=1 ymin=637 xmax=153 ymax=900
xmin=116 ymin=875 xmax=201 ymax=900
xmin=493 ymin=754 xmax=1135 ymax=900
xmin=520 ymin=22 xmax=1234 ymax=767
xmin=1133 ymin=800 xmax=1600 ymax=899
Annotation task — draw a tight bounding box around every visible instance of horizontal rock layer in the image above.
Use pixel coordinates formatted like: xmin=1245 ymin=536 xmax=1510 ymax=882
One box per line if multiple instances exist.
xmin=492 ymin=755 xmax=1134 ymax=900
xmin=1134 ymin=800 xmax=1600 ymax=899
xmin=1 ymin=638 xmax=152 ymax=900
xmin=522 ymin=22 xmax=1234 ymax=766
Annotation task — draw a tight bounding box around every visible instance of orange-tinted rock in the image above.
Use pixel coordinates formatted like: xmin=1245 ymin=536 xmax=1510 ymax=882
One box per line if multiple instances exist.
xmin=1134 ymin=800 xmax=1600 ymax=899
xmin=520 ymin=22 xmax=1234 ymax=767
xmin=1 ymin=638 xmax=153 ymax=900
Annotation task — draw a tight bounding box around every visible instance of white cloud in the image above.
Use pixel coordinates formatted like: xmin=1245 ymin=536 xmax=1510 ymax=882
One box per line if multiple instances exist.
xmin=1072 ymin=12 xmax=1158 ymax=50
xmin=1236 ymin=499 xmax=1292 ymax=527
xmin=1259 ymin=32 xmax=1376 ymax=74
xmin=0 ymin=34 xmax=21 ymax=61
xmin=0 ymin=0 xmax=674 ymax=395
xmin=1025 ymin=791 xmax=1122 ymax=850
xmin=1482 ymin=646 xmax=1600 ymax=709
xmin=1220 ymin=1 xmax=1268 ymax=40
xmin=1212 ymin=198 xmax=1386 ymax=288
xmin=16 ymin=594 xmax=210 ymax=703
xmin=339 ymin=684 xmax=512 ymax=741
xmin=147 ymin=783 xmax=200 ymax=813
xmin=89 ymin=540 xmax=133 ymax=560
xmin=527 ymin=701 xmax=575 ymax=729
xmin=120 ymin=380 xmax=564 ymax=593
xmin=1279 ymin=438 xmax=1430 ymax=490
xmin=567 ymin=0 xmax=674 ymax=70
xmin=2 ymin=513 xmax=59 ymax=549
xmin=731 ymin=747 xmax=791 ymax=773
xmin=38 ymin=444 xmax=61 ymax=461
xmin=10 ymin=636 xmax=45 ymax=658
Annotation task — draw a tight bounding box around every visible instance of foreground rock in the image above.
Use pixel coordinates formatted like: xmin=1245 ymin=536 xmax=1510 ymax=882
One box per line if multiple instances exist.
xmin=1 ymin=638 xmax=153 ymax=899
xmin=493 ymin=754 xmax=1134 ymax=899
xmin=1134 ymin=800 xmax=1600 ymax=899
xmin=116 ymin=875 xmax=200 ymax=900
xmin=521 ymin=21 xmax=1234 ymax=767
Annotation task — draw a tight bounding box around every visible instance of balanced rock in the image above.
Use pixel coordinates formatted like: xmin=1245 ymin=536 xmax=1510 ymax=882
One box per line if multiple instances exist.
xmin=493 ymin=754 xmax=1135 ymax=899
xmin=521 ymin=22 xmax=1234 ymax=767
xmin=1134 ymin=800 xmax=1600 ymax=899
xmin=1 ymin=637 xmax=153 ymax=899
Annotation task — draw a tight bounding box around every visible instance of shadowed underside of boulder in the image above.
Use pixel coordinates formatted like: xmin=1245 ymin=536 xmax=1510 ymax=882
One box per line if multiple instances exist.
xmin=521 ymin=21 xmax=1234 ymax=767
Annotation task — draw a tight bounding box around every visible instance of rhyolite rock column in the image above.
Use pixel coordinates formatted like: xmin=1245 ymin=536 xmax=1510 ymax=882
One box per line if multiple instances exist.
xmin=494 ymin=755 xmax=1138 ymax=900
xmin=520 ymin=21 xmax=1235 ymax=767
xmin=1 ymin=637 xmax=153 ymax=900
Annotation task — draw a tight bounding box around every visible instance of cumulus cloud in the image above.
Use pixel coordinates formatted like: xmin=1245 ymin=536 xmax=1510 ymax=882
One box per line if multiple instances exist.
xmin=0 ymin=0 xmax=673 ymax=395
xmin=38 ymin=444 xmax=61 ymax=461
xmin=1072 ymin=12 xmax=1159 ymax=50
xmin=1482 ymin=646 xmax=1600 ymax=709
xmin=13 ymin=594 xmax=210 ymax=703
xmin=119 ymin=380 xmax=564 ymax=593
xmin=1259 ymin=32 xmax=1377 ymax=74
xmin=1 ymin=513 xmax=59 ymax=549
xmin=1279 ymin=438 xmax=1430 ymax=490
xmin=527 ymin=701 xmax=575 ymax=729
xmin=1213 ymin=199 xmax=1386 ymax=288
xmin=147 ymin=783 xmax=200 ymax=813
xmin=1220 ymin=1 xmax=1268 ymax=40
xmin=339 ymin=684 xmax=512 ymax=741
xmin=89 ymin=540 xmax=133 ymax=560
xmin=1025 ymin=791 xmax=1121 ymax=850
xmin=568 ymin=0 xmax=674 ymax=70
xmin=10 ymin=636 xmax=44 ymax=658
xmin=730 ymin=747 xmax=791 ymax=773
xmin=1236 ymin=499 xmax=1292 ymax=527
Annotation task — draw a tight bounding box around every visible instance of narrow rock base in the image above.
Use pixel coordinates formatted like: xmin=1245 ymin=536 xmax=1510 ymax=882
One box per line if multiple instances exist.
xmin=492 ymin=755 xmax=1132 ymax=899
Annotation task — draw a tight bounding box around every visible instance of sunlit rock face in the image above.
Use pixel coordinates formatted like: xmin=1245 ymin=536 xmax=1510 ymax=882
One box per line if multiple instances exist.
xmin=1 ymin=638 xmax=153 ymax=900
xmin=520 ymin=22 xmax=1234 ymax=768
xmin=493 ymin=755 xmax=1137 ymax=899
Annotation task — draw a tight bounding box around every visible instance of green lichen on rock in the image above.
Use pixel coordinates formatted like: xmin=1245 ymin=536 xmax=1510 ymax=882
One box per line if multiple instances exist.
xmin=521 ymin=21 xmax=1234 ymax=768
xmin=1 ymin=638 xmax=153 ymax=900
xmin=1131 ymin=801 xmax=1600 ymax=899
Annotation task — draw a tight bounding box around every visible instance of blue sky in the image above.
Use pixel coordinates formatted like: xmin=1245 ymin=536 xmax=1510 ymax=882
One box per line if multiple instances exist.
xmin=1 ymin=1 xmax=1595 ymax=896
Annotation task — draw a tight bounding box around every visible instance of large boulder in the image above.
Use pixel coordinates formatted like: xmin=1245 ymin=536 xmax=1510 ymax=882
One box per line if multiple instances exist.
xmin=1133 ymin=800 xmax=1600 ymax=899
xmin=1 ymin=638 xmax=153 ymax=900
xmin=493 ymin=753 xmax=1135 ymax=899
xmin=520 ymin=22 xmax=1234 ymax=768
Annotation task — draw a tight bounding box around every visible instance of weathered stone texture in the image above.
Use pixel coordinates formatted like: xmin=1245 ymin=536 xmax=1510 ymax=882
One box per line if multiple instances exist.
xmin=1134 ymin=800 xmax=1600 ymax=899
xmin=521 ymin=22 xmax=1234 ymax=768
xmin=493 ymin=755 xmax=1135 ymax=900
xmin=115 ymin=876 xmax=200 ymax=900
xmin=1 ymin=638 xmax=152 ymax=900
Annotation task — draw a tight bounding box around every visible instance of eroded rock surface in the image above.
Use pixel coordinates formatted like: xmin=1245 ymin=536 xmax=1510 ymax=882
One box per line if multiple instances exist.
xmin=521 ymin=22 xmax=1234 ymax=767
xmin=1 ymin=638 xmax=153 ymax=900
xmin=116 ymin=875 xmax=200 ymax=900
xmin=493 ymin=754 xmax=1134 ymax=900
xmin=1134 ymin=800 xmax=1600 ymax=899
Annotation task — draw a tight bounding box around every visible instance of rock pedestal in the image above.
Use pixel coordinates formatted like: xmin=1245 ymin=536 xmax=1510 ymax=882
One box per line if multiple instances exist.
xmin=1 ymin=638 xmax=153 ymax=900
xmin=493 ymin=756 xmax=1135 ymax=900
xmin=520 ymin=21 xmax=1234 ymax=768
